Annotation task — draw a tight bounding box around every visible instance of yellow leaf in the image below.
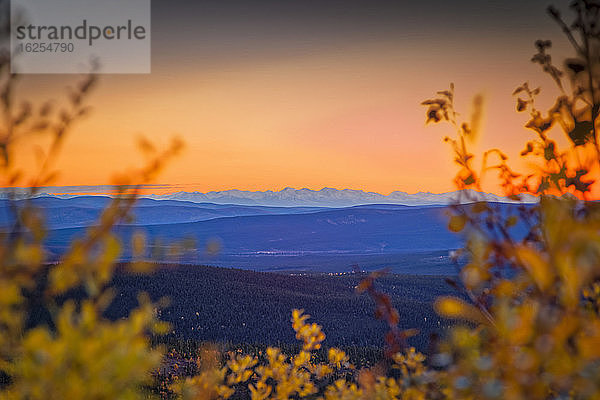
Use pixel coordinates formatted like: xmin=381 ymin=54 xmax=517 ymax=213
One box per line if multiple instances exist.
xmin=506 ymin=216 xmax=518 ymax=228
xmin=515 ymin=246 xmax=554 ymax=292
xmin=449 ymin=215 xmax=467 ymax=232
xmin=434 ymin=296 xmax=491 ymax=326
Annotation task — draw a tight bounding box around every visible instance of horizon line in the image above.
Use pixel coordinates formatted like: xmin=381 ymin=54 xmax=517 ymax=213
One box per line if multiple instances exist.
xmin=0 ymin=184 xmax=531 ymax=198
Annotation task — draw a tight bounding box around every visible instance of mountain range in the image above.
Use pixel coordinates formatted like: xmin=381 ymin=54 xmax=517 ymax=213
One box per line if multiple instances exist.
xmin=1 ymin=187 xmax=538 ymax=207
xmin=141 ymin=187 xmax=537 ymax=207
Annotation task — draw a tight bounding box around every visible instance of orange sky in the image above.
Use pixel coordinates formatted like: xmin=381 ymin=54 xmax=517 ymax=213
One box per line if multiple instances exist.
xmin=10 ymin=1 xmax=573 ymax=195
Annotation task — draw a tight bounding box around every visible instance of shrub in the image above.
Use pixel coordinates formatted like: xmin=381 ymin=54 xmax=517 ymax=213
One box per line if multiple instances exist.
xmin=422 ymin=1 xmax=600 ymax=398
xmin=0 ymin=1 xmax=181 ymax=398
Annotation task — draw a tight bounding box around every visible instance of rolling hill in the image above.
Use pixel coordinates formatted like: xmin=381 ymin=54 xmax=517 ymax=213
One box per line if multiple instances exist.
xmin=0 ymin=197 xmax=328 ymax=229
xmin=2 ymin=196 xmax=529 ymax=274
xmin=43 ymin=205 xmax=460 ymax=256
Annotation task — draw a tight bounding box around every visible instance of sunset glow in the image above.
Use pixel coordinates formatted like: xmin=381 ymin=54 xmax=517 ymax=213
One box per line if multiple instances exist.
xmin=12 ymin=0 xmax=570 ymax=195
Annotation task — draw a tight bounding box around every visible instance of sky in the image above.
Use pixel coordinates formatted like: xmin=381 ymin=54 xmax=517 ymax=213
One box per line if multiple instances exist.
xmin=12 ymin=0 xmax=575 ymax=195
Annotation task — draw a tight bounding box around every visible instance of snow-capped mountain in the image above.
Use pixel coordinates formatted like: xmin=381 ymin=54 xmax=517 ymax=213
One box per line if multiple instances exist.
xmin=142 ymin=187 xmax=537 ymax=207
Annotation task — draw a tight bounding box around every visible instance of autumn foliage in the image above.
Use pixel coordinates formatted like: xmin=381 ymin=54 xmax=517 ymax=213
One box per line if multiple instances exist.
xmin=2 ymin=0 xmax=600 ymax=399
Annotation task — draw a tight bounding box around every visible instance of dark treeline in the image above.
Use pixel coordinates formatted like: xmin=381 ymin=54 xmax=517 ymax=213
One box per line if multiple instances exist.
xmin=107 ymin=264 xmax=457 ymax=351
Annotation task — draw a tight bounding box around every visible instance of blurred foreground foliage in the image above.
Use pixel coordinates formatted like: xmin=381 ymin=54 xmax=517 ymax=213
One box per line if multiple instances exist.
xmin=0 ymin=1 xmax=182 ymax=396
xmin=2 ymin=0 xmax=600 ymax=399
xmin=419 ymin=1 xmax=600 ymax=398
